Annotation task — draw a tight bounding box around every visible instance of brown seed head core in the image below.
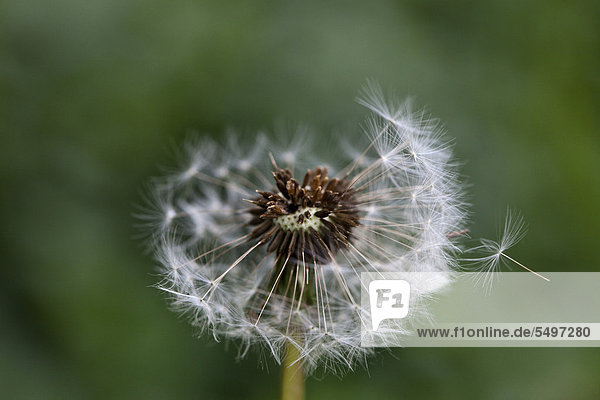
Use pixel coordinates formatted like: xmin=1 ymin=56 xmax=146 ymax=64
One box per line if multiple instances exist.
xmin=247 ymin=167 xmax=360 ymax=265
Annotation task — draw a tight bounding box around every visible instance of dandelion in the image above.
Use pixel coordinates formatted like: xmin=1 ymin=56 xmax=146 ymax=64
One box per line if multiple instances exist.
xmin=143 ymin=83 xmax=473 ymax=397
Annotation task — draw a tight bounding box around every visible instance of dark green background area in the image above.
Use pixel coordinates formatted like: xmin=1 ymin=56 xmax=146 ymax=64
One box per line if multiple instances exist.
xmin=1 ymin=1 xmax=599 ymax=399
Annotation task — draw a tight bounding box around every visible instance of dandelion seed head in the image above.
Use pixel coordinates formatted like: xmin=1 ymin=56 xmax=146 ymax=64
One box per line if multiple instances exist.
xmin=143 ymin=83 xmax=474 ymax=373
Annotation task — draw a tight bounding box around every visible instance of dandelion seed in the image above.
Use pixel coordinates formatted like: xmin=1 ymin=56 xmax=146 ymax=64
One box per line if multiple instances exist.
xmin=143 ymin=84 xmax=477 ymax=375
xmin=464 ymin=209 xmax=548 ymax=292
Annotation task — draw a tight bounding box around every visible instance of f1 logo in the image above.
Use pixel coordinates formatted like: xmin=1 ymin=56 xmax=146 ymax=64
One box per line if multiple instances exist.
xmin=369 ymin=279 xmax=411 ymax=330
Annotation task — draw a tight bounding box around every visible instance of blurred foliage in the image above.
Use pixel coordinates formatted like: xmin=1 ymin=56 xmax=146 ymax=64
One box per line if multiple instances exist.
xmin=1 ymin=0 xmax=599 ymax=399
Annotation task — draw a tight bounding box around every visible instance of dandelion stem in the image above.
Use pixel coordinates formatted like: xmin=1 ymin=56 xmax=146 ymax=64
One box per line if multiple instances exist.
xmin=280 ymin=340 xmax=304 ymax=400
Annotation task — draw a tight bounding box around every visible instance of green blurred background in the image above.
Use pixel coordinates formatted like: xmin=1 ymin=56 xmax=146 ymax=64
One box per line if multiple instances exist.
xmin=2 ymin=0 xmax=599 ymax=399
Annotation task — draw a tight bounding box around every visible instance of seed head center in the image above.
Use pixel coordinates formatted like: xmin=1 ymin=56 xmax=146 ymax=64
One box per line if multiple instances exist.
xmin=246 ymin=165 xmax=360 ymax=263
xmin=274 ymin=207 xmax=325 ymax=232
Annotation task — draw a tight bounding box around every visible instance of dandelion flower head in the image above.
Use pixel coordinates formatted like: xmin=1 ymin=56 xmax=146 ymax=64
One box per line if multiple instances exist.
xmin=144 ymin=84 xmax=469 ymax=372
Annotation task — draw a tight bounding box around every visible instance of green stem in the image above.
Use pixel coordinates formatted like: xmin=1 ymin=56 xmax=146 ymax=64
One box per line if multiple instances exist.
xmin=280 ymin=340 xmax=304 ymax=400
